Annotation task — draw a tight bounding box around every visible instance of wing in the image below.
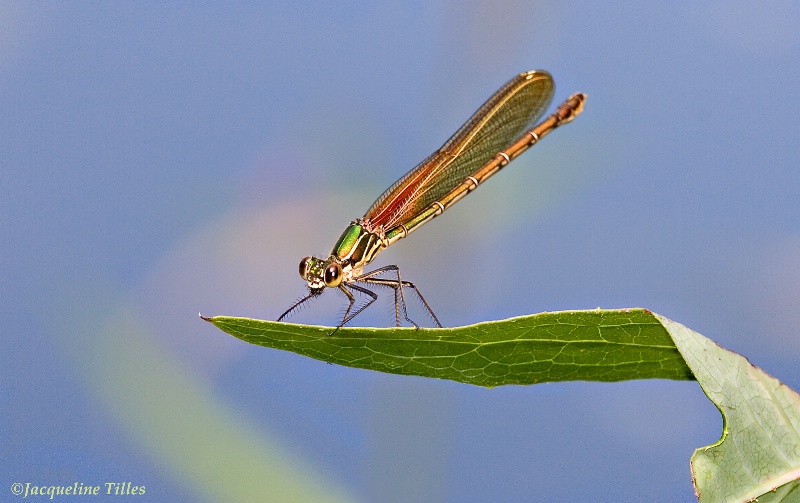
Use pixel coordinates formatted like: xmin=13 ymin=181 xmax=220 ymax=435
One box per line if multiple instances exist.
xmin=363 ymin=70 xmax=555 ymax=230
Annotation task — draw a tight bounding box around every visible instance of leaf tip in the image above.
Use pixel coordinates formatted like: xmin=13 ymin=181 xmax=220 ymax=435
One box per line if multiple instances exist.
xmin=199 ymin=313 xmax=213 ymax=322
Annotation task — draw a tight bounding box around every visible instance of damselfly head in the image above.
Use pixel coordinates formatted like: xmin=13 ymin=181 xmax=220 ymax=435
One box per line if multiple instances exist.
xmin=299 ymin=256 xmax=344 ymax=290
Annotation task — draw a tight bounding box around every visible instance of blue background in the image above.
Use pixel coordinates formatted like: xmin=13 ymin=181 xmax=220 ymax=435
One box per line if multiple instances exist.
xmin=3 ymin=2 xmax=799 ymax=501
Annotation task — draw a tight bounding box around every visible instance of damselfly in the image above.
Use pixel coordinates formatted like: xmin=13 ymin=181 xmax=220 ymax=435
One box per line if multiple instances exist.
xmin=278 ymin=70 xmax=585 ymax=329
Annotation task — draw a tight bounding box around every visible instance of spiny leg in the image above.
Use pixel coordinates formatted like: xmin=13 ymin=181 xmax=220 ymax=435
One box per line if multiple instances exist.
xmin=277 ymin=290 xmax=320 ymax=323
xmin=357 ymin=265 xmax=410 ymax=327
xmin=358 ymin=265 xmax=442 ymax=328
xmin=361 ymin=276 xmax=414 ymax=328
xmin=336 ymin=283 xmax=378 ymax=331
xmin=401 ymin=279 xmax=442 ymax=328
xmin=364 ymin=277 xmax=444 ymax=329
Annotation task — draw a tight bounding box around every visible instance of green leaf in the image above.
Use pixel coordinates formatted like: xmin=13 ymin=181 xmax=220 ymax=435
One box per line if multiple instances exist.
xmin=658 ymin=315 xmax=800 ymax=503
xmin=201 ymin=308 xmax=694 ymax=387
xmin=203 ymin=308 xmax=800 ymax=502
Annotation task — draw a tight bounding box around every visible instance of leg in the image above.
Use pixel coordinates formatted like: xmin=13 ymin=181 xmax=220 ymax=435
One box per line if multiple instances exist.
xmin=335 ymin=283 xmax=378 ymax=332
xmin=400 ymin=279 xmax=442 ymax=328
xmin=358 ymin=265 xmax=442 ymax=328
xmin=277 ymin=290 xmax=320 ymax=323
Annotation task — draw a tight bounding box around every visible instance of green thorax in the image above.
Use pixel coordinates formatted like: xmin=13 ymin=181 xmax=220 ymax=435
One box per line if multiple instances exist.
xmin=331 ymin=220 xmax=386 ymax=269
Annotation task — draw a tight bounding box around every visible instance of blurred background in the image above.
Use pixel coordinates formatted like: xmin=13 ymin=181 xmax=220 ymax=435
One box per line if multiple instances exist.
xmin=3 ymin=2 xmax=799 ymax=501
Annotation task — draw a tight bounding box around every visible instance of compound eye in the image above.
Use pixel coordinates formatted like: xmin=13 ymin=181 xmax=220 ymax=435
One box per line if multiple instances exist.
xmin=323 ymin=263 xmax=342 ymax=287
xmin=299 ymin=257 xmax=313 ymax=279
